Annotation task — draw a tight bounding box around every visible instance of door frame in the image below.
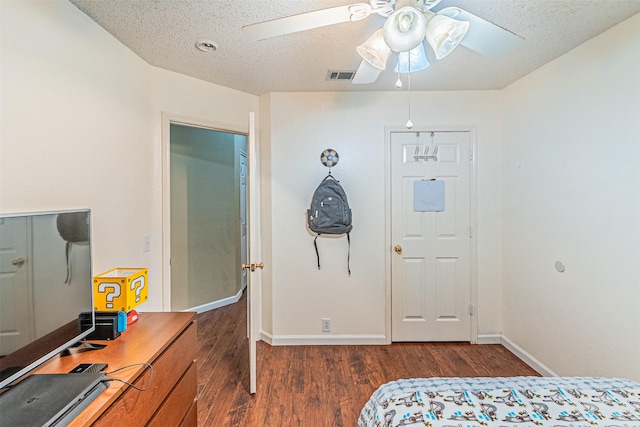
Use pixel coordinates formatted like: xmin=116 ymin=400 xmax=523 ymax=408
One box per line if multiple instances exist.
xmin=384 ymin=125 xmax=479 ymax=344
xmin=160 ymin=112 xmax=248 ymax=311
xmin=240 ymin=152 xmax=248 ymax=295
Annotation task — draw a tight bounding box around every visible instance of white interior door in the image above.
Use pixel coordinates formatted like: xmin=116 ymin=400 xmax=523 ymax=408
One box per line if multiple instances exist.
xmin=246 ymin=112 xmax=261 ymax=394
xmin=0 ymin=217 xmax=34 ymax=355
xmin=391 ymin=130 xmax=472 ymax=341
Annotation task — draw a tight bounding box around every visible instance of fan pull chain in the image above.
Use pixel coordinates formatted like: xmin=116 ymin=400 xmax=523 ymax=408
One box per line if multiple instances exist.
xmin=406 ymin=60 xmax=413 ymax=129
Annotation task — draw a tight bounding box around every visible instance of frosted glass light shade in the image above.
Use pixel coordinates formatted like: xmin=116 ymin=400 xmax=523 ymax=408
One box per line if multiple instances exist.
xmin=395 ymin=42 xmax=430 ymax=73
xmin=424 ymin=11 xmax=470 ymax=59
xmin=357 ymin=29 xmax=392 ymax=70
xmin=383 ymin=7 xmax=428 ymax=52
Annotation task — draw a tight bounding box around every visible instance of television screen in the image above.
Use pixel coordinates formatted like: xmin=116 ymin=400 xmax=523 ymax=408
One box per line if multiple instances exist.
xmin=0 ymin=209 xmax=95 ymax=389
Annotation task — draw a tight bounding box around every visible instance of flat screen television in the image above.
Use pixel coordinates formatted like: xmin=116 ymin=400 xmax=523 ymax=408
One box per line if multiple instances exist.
xmin=0 ymin=209 xmax=96 ymax=389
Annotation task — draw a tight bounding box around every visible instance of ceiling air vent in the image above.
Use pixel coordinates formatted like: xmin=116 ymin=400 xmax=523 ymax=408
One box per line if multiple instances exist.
xmin=326 ymin=70 xmax=356 ymax=81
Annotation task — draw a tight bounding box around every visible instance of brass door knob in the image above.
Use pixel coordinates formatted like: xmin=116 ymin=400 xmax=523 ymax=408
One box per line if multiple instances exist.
xmin=242 ymin=262 xmax=264 ymax=272
xmin=394 ymin=245 xmax=403 ymax=254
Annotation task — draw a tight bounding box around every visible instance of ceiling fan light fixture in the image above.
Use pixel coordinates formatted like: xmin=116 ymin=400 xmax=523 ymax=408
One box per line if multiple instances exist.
xmin=357 ymin=29 xmax=392 ymax=70
xmin=395 ymin=42 xmax=430 ymax=73
xmin=424 ymin=11 xmax=470 ymax=59
xmin=383 ymin=7 xmax=428 ymax=52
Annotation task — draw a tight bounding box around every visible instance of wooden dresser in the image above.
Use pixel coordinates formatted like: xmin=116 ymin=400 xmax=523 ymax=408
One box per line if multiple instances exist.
xmin=33 ymin=312 xmax=197 ymax=426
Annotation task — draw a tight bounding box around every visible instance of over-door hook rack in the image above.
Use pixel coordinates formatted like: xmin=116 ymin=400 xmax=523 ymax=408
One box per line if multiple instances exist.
xmin=414 ymin=145 xmax=438 ymax=161
xmin=413 ymin=131 xmax=439 ymax=162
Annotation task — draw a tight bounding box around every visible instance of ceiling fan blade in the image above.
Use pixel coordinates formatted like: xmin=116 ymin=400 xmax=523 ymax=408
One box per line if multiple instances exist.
xmin=437 ymin=7 xmax=524 ymax=58
xmin=352 ymin=60 xmax=382 ymax=84
xmin=243 ymin=3 xmax=372 ymax=41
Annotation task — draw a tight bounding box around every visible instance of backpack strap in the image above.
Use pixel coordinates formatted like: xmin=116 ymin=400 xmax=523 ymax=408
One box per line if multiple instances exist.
xmin=320 ymin=174 xmax=338 ymax=185
xmin=65 ymin=241 xmax=73 ymax=284
xmin=347 ymin=232 xmax=351 ymax=276
xmin=314 ymin=232 xmax=351 ymax=276
xmin=314 ymin=234 xmax=321 ymax=270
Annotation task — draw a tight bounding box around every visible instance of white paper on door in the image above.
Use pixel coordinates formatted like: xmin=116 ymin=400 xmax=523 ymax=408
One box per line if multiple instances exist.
xmin=413 ymin=180 xmax=445 ymax=212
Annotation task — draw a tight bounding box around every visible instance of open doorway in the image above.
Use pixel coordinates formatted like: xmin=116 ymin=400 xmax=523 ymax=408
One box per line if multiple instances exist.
xmin=169 ymin=123 xmax=247 ymax=312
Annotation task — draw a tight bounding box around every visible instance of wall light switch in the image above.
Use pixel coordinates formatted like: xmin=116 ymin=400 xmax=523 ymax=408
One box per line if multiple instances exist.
xmin=143 ymin=234 xmax=151 ymax=252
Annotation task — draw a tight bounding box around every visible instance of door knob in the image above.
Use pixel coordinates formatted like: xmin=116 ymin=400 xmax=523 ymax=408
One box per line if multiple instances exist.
xmin=12 ymin=257 xmax=25 ymax=266
xmin=394 ymin=245 xmax=403 ymax=254
xmin=242 ymin=262 xmax=264 ymax=272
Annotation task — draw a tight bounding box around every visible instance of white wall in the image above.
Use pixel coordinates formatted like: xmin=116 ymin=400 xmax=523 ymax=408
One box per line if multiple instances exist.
xmin=0 ymin=0 xmax=258 ymax=311
xmin=261 ymin=90 xmax=503 ymax=342
xmin=501 ymin=14 xmax=640 ymax=380
xmin=258 ymin=94 xmax=274 ymax=335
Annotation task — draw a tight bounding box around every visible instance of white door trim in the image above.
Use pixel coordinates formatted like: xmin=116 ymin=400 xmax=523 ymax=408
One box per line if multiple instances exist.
xmin=384 ymin=125 xmax=478 ymax=344
xmin=160 ymin=112 xmax=248 ymax=312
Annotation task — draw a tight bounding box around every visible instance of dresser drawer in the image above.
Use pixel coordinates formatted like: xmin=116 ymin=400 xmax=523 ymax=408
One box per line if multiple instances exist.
xmin=179 ymin=398 xmax=198 ymax=427
xmin=94 ymin=322 xmax=197 ymax=426
xmin=148 ymin=360 xmax=197 ymax=427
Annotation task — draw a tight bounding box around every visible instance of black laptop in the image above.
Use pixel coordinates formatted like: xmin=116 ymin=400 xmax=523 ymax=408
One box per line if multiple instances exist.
xmin=0 ymin=373 xmax=108 ymax=427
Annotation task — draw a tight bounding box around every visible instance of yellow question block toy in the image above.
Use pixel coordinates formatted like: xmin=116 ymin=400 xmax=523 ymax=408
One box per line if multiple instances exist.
xmin=93 ymin=268 xmax=148 ymax=312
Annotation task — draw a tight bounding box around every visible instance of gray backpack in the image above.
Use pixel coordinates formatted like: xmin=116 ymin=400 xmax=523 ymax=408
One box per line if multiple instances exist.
xmin=307 ymin=175 xmax=352 ymax=275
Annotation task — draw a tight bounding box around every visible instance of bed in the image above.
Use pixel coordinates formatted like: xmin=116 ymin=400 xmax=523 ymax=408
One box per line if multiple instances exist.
xmin=358 ymin=376 xmax=640 ymax=427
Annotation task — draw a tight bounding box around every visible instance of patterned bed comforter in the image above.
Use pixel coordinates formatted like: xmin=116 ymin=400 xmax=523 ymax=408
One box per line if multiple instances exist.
xmin=358 ymin=376 xmax=640 ymax=427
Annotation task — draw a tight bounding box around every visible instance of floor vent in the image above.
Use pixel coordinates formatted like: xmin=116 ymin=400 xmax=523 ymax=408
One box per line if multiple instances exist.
xmin=326 ymin=70 xmax=356 ymax=81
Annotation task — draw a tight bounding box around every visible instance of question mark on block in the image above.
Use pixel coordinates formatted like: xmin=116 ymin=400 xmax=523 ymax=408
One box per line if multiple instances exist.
xmin=130 ymin=276 xmax=145 ymax=303
xmin=98 ymin=282 xmax=121 ymax=309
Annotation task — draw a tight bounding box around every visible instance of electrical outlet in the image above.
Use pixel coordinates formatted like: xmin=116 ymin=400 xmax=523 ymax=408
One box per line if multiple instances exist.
xmin=322 ymin=318 xmax=331 ymax=333
xmin=143 ymin=234 xmax=151 ymax=252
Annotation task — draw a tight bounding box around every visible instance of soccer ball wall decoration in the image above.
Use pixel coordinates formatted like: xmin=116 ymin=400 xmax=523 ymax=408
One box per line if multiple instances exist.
xmin=320 ymin=149 xmax=339 ymax=168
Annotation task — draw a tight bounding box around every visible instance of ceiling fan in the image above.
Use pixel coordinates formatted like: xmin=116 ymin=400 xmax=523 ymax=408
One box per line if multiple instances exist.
xmin=243 ymin=0 xmax=524 ymax=85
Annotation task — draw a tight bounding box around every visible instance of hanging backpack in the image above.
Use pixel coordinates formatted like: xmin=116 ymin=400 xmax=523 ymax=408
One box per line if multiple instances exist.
xmin=306 ymin=175 xmax=353 ymax=275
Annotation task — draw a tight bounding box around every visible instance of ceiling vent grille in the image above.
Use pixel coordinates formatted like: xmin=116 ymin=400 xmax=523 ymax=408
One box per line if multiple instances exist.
xmin=326 ymin=70 xmax=356 ymax=81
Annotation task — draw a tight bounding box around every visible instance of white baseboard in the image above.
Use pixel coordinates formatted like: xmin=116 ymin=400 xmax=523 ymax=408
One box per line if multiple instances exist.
xmin=182 ymin=288 xmax=243 ymax=314
xmin=261 ymin=333 xmax=387 ymax=346
xmin=500 ymin=335 xmax=558 ymax=377
xmin=477 ymin=334 xmax=502 ymax=344
xmin=261 ymin=331 xmax=273 ymax=345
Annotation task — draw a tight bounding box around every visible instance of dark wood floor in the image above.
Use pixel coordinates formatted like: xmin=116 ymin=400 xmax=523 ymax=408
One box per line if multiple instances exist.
xmin=195 ymin=292 xmax=538 ymax=426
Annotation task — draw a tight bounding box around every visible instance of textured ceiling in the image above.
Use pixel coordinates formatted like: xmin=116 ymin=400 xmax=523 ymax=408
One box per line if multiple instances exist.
xmin=69 ymin=0 xmax=640 ymax=96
